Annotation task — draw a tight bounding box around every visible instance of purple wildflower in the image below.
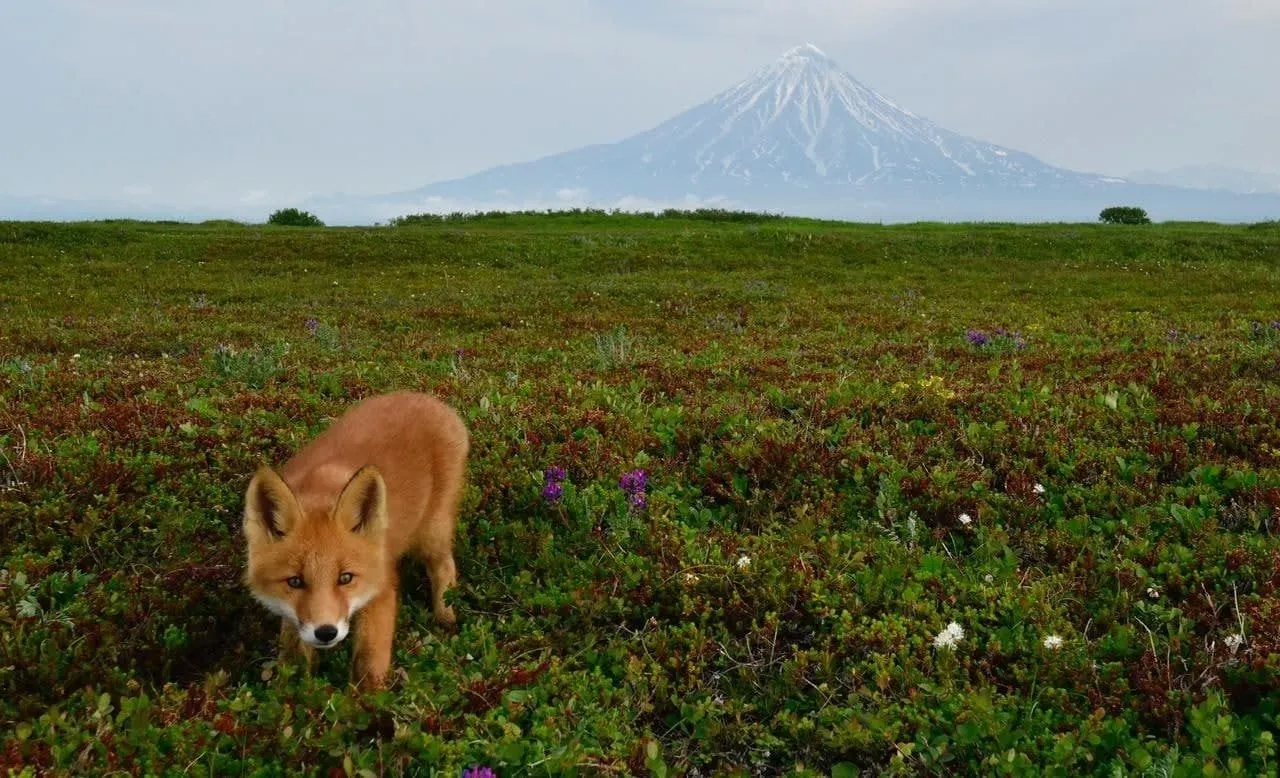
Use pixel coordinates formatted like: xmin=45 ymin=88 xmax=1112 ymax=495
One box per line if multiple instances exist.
xmin=619 ymin=469 xmax=648 ymax=494
xmin=541 ymin=480 xmax=564 ymax=504
xmin=305 ymin=317 xmax=319 ymax=334
xmin=541 ymin=466 xmax=567 ymax=504
xmin=966 ymin=329 xmax=989 ymax=347
xmin=462 ymin=768 xmax=496 ymax=778
xmin=619 ymin=469 xmax=648 ymax=512
xmin=1272 ymin=321 xmax=1280 ymax=331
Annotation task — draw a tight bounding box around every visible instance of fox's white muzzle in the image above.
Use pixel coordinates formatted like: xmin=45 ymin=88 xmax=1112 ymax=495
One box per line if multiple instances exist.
xmin=300 ymin=620 xmax=349 ymax=649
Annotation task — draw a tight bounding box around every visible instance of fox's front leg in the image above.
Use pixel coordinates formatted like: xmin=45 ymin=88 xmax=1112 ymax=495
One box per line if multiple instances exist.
xmin=425 ymin=550 xmax=458 ymax=628
xmin=279 ymin=618 xmax=316 ymax=674
xmin=351 ymin=587 xmax=397 ymax=691
xmin=417 ymin=525 xmax=460 ymax=629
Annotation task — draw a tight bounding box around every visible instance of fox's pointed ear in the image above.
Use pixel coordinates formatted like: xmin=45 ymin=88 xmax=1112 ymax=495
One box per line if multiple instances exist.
xmin=334 ymin=465 xmax=387 ymax=538
xmin=243 ymin=467 xmax=302 ymax=545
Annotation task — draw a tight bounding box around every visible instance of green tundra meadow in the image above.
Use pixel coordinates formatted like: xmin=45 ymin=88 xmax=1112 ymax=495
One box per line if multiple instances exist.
xmin=3 ymin=211 xmax=1280 ymax=776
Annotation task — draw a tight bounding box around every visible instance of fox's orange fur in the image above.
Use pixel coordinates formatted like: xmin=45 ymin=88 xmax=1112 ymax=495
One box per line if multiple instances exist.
xmin=241 ymin=391 xmax=469 ymax=690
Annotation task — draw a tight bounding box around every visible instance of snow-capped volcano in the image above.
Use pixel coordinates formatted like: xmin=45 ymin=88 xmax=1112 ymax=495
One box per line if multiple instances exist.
xmin=385 ymin=43 xmax=1118 ymax=207
xmin=624 ymin=42 xmax=1108 ymax=194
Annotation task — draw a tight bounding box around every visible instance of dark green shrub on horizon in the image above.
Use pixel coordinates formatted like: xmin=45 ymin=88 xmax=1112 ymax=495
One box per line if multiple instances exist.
xmin=387 ymin=207 xmax=786 ymax=226
xmin=266 ymin=207 xmax=325 ymax=227
xmin=1099 ymin=205 xmax=1151 ymax=225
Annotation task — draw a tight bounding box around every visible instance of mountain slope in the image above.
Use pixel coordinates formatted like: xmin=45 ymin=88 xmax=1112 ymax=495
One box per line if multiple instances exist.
xmin=388 ymin=44 xmax=1121 ymax=205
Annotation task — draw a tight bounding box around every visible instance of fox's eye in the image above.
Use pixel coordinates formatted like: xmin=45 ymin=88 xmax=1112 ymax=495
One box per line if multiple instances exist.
xmin=286 ymin=576 xmax=305 ymax=589
xmin=337 ymin=572 xmax=354 ymax=586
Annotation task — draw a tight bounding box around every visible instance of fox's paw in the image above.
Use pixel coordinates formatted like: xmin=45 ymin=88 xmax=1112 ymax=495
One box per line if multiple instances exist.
xmin=434 ymin=605 xmax=458 ymax=632
xmin=353 ymin=668 xmax=388 ymax=692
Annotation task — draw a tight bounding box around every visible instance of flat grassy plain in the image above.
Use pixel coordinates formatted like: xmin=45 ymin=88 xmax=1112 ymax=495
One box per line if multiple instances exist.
xmin=3 ymin=213 xmax=1280 ymax=776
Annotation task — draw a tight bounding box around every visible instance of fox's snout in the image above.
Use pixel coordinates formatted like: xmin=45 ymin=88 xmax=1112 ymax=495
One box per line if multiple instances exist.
xmin=254 ymin=590 xmax=358 ymax=649
xmin=300 ymin=620 xmax=348 ymax=649
xmin=314 ymin=624 xmax=339 ymax=643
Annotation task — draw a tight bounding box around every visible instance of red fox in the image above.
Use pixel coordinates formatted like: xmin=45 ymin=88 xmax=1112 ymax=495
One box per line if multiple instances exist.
xmin=241 ymin=391 xmax=469 ymax=690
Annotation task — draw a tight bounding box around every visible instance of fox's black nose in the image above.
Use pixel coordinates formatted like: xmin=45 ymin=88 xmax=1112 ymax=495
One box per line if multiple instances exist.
xmin=315 ymin=624 xmax=338 ymax=643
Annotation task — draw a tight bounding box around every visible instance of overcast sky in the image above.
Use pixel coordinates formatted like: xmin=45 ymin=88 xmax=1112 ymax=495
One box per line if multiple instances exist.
xmin=2 ymin=0 xmax=1277 ymax=209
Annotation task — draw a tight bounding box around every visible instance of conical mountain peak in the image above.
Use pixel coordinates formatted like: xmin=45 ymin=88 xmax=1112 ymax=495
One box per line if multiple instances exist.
xmin=395 ymin=43 xmax=1120 ymax=211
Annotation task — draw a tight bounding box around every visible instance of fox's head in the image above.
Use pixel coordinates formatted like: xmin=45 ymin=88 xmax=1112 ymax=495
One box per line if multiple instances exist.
xmin=241 ymin=465 xmax=388 ymax=649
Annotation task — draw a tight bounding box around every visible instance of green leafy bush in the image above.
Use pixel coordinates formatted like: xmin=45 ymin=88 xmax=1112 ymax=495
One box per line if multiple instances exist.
xmin=266 ymin=207 xmax=325 ymax=227
xmin=1099 ymin=206 xmax=1151 ymax=225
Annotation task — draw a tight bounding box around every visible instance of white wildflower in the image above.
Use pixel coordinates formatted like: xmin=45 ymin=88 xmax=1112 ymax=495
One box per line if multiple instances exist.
xmin=1033 ymin=483 xmax=1046 ymax=495
xmin=736 ymin=555 xmax=751 ymax=570
xmin=1043 ymin=634 xmax=1064 ymax=650
xmin=683 ymin=572 xmax=700 ymax=584
xmin=1147 ymin=587 xmax=1159 ymax=599
xmin=933 ymin=621 xmax=965 ymax=649
xmin=958 ymin=513 xmax=972 ymax=526
xmin=1225 ymin=633 xmax=1245 ymax=654
xmin=983 ymin=574 xmax=994 ymax=584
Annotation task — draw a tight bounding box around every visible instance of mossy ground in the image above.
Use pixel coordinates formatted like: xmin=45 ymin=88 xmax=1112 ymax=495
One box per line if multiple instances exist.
xmin=3 ymin=213 xmax=1280 ymax=776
